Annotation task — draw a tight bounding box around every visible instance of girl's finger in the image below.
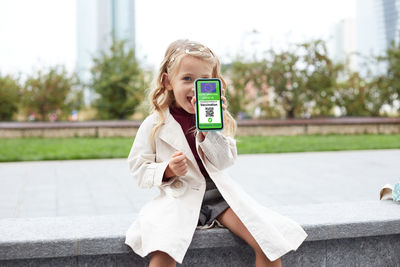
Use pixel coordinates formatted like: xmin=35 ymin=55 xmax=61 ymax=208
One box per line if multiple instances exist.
xmin=172 ymin=151 xmax=183 ymax=157
xmin=172 ymin=155 xmax=186 ymax=164
xmin=221 ymin=95 xmax=227 ymax=110
xmin=222 ymin=96 xmax=227 ymax=104
xmin=177 ymin=163 xmax=187 ymax=171
xmin=176 ymin=165 xmax=187 ymax=175
xmin=174 ymin=160 xmax=186 ymax=169
xmin=172 ymin=153 xmax=184 ymax=161
xmin=170 ymin=157 xmax=179 ymax=165
xmin=174 ymin=154 xmax=186 ymax=162
xmin=181 ymin=166 xmax=188 ymax=175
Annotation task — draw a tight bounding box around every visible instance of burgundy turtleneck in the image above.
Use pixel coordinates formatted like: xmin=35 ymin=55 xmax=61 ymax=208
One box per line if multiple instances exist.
xmin=169 ymin=105 xmax=210 ymax=179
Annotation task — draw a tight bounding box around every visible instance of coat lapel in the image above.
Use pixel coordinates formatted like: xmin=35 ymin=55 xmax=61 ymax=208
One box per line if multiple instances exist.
xmin=158 ymin=108 xmax=198 ymax=168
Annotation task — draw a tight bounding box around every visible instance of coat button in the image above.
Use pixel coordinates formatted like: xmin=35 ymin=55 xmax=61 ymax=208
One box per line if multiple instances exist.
xmin=174 ymin=180 xmax=183 ymax=188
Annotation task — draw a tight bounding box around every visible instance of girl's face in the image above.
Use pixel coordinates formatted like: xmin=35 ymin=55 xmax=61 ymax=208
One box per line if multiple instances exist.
xmin=164 ymin=55 xmax=213 ymax=114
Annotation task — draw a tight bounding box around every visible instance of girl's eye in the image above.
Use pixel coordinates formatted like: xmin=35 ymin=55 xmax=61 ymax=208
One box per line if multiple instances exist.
xmin=183 ymin=77 xmax=192 ymax=81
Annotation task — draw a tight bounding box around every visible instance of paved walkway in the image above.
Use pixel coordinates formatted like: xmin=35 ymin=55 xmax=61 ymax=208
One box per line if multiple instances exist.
xmin=0 ymin=149 xmax=399 ymax=219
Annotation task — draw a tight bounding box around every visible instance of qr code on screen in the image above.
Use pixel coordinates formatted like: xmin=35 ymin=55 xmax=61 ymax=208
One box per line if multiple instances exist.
xmin=205 ymin=107 xmax=214 ymax=117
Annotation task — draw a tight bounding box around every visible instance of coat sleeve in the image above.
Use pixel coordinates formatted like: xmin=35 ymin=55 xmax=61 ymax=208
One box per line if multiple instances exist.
xmin=195 ymin=131 xmax=237 ymax=170
xmin=127 ymin=115 xmax=176 ymax=189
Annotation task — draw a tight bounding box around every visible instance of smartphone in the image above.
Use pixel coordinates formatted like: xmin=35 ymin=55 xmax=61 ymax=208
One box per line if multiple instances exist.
xmin=194 ymin=78 xmax=224 ymax=131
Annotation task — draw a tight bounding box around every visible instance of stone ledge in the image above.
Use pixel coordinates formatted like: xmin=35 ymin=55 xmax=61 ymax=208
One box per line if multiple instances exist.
xmin=1 ymin=118 xmax=400 ymax=138
xmin=1 ymin=117 xmax=399 ymax=129
xmin=0 ymin=200 xmax=399 ymax=261
xmin=0 ymin=121 xmax=142 ymax=129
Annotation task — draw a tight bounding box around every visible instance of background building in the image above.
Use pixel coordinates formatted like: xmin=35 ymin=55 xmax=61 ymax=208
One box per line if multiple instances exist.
xmin=356 ymin=0 xmax=400 ymax=73
xmin=330 ymin=18 xmax=357 ymax=71
xmin=381 ymin=0 xmax=400 ymax=48
xmin=76 ymin=0 xmax=136 ymax=104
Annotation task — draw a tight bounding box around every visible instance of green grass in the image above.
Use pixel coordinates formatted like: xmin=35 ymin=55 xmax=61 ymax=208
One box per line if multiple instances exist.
xmin=236 ymin=134 xmax=400 ymax=154
xmin=0 ymin=137 xmax=134 ymax=162
xmin=0 ymin=134 xmax=399 ymax=162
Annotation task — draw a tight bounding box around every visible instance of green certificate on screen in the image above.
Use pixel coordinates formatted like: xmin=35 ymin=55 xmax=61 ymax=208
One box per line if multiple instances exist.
xmin=194 ymin=78 xmax=224 ymax=131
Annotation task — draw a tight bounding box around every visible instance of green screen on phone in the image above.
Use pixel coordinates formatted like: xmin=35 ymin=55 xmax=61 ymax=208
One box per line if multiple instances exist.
xmin=195 ymin=78 xmax=224 ymax=131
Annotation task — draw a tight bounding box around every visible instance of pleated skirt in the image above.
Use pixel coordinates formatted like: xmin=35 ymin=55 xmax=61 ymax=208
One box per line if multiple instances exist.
xmin=196 ymin=176 xmax=230 ymax=229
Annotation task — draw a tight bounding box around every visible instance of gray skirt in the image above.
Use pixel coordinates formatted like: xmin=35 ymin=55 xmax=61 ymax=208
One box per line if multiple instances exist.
xmin=197 ymin=176 xmax=230 ymax=227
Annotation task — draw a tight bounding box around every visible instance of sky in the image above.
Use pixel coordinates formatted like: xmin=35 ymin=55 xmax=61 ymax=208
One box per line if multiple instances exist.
xmin=0 ymin=0 xmax=356 ymax=75
xmin=0 ymin=0 xmax=76 ymax=75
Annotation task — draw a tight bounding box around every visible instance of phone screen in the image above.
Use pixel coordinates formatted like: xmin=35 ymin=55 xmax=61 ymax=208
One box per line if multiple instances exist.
xmin=194 ymin=78 xmax=224 ymax=131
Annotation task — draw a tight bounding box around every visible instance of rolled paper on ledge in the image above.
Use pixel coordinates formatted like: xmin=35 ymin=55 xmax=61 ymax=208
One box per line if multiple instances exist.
xmin=379 ymin=184 xmax=393 ymax=200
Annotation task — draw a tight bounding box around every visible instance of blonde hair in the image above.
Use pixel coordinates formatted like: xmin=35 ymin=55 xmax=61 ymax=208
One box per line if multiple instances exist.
xmin=148 ymin=39 xmax=237 ymax=144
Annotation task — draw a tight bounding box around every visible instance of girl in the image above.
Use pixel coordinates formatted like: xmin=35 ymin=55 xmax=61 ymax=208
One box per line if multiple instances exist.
xmin=125 ymin=39 xmax=308 ymax=267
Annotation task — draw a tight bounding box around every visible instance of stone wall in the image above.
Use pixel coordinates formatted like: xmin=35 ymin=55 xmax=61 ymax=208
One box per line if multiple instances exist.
xmin=0 ymin=117 xmax=399 ymax=138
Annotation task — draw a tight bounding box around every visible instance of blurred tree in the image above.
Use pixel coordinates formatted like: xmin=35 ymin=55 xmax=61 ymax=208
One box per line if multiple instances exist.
xmin=336 ymin=71 xmax=395 ymax=117
xmin=336 ymin=41 xmax=400 ymax=117
xmin=90 ymin=39 xmax=147 ymax=119
xmin=246 ymin=58 xmax=280 ymax=118
xmin=300 ymin=40 xmax=343 ymax=117
xmin=376 ymin=40 xmax=400 ymax=114
xmin=335 ymin=72 xmax=370 ymax=116
xmin=22 ymin=66 xmax=83 ymax=121
xmin=366 ymin=74 xmax=392 ymax=116
xmin=0 ymin=74 xmax=20 ymax=121
xmin=223 ymin=58 xmax=278 ymax=119
xmin=267 ymin=47 xmax=306 ymax=118
xmin=226 ymin=39 xmax=398 ymax=119
xmin=223 ymin=59 xmax=255 ymax=118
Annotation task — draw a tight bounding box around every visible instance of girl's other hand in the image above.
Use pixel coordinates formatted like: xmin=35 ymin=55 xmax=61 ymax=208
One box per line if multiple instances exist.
xmin=165 ymin=151 xmax=188 ymax=178
xmin=221 ymin=88 xmax=227 ymax=110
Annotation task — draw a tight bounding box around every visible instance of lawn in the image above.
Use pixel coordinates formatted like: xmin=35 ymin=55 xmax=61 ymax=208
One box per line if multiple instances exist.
xmin=0 ymin=134 xmax=399 ymax=162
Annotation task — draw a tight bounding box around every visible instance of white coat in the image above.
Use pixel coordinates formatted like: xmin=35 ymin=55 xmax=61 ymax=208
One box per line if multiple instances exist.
xmin=125 ymin=107 xmax=308 ymax=264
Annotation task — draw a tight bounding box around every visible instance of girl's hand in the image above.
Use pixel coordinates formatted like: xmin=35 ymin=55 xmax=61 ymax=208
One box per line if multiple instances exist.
xmin=191 ymin=88 xmax=227 ymax=140
xmin=164 ymin=151 xmax=188 ymax=179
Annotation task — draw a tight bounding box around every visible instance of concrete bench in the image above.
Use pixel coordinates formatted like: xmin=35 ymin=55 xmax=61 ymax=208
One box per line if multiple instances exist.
xmin=0 ymin=200 xmax=399 ymax=266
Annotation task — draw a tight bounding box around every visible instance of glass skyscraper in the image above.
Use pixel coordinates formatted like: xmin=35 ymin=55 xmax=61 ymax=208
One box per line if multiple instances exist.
xmin=356 ymin=0 xmax=400 ymax=60
xmin=381 ymin=0 xmax=399 ymax=47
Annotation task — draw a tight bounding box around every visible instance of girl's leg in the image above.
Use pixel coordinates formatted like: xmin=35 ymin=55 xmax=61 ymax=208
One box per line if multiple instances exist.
xmin=216 ymin=207 xmax=282 ymax=267
xmin=149 ymin=250 xmax=176 ymax=267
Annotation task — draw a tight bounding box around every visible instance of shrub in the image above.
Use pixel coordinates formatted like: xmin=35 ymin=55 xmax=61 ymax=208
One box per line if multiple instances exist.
xmin=0 ymin=74 xmax=21 ymax=121
xmin=90 ymin=39 xmax=148 ymax=120
xmin=21 ymin=65 xmax=83 ymax=121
